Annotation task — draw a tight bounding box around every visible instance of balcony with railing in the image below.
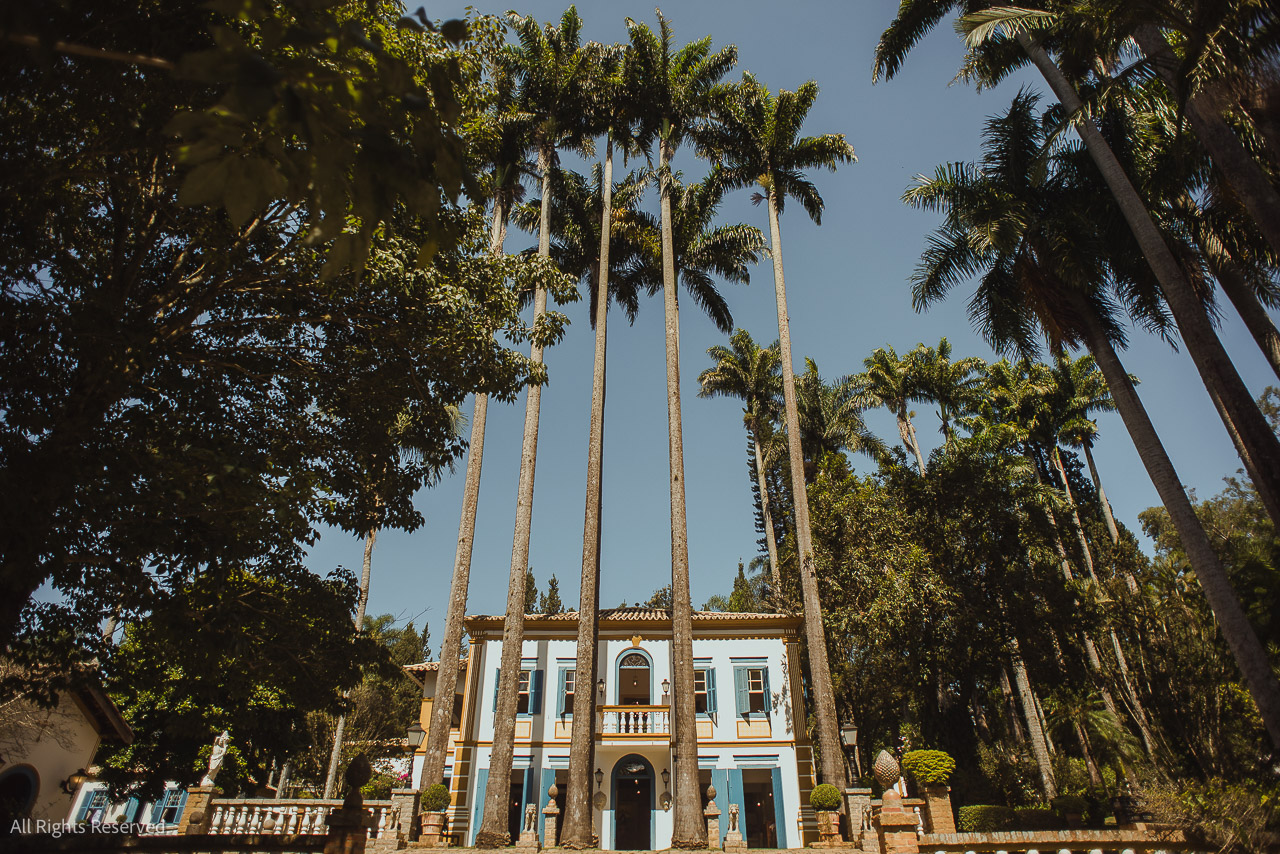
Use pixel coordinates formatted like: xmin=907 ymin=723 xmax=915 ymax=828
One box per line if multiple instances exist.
xmin=598 ymin=705 xmax=670 ymax=739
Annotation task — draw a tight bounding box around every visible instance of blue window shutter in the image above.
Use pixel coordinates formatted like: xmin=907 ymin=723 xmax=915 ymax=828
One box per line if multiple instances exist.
xmin=471 ymin=769 xmax=488 ymax=846
xmin=493 ymin=669 xmax=500 ymax=711
xmin=75 ymin=788 xmax=98 ymax=822
xmin=174 ymin=789 xmax=189 ymax=824
xmin=770 ymin=766 xmax=787 ymax=848
xmin=727 ymin=769 xmax=746 ymax=841
xmin=556 ymin=669 xmax=567 ymax=716
xmin=537 ymin=768 xmax=555 ymax=844
xmin=711 ymin=769 xmax=729 ymax=846
xmin=123 ymin=796 xmax=140 ymax=823
xmin=763 ymin=668 xmax=772 ymax=712
xmin=149 ymin=791 xmax=168 ymax=825
xmin=733 ymin=668 xmax=749 ymax=716
xmin=529 ymin=669 xmax=544 ymax=714
xmin=706 ymin=669 xmax=717 ymax=714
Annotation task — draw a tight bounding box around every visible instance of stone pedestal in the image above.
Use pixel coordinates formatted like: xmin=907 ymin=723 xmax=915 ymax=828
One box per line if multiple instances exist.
xmin=513 ymin=804 xmax=540 ymax=852
xmin=845 ymin=787 xmax=874 ymax=853
xmin=392 ymin=789 xmax=421 ymax=843
xmin=704 ymin=802 xmax=721 ymax=850
xmin=876 ymin=791 xmax=920 ymax=854
xmin=815 ymin=810 xmax=844 ymax=846
xmin=921 ymin=784 xmax=955 ymax=834
xmin=542 ymin=800 xmax=559 ymax=847
xmin=326 ymin=807 xmax=374 ymax=854
xmin=724 ymin=803 xmax=747 ymax=852
xmin=178 ymin=785 xmax=220 ymax=835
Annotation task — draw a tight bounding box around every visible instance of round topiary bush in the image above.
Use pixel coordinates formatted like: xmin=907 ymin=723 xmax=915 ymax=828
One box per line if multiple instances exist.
xmin=423 ymin=783 xmax=451 ymax=812
xmin=1050 ymin=794 xmax=1089 ymax=816
xmin=901 ymin=749 xmax=956 ymax=786
xmin=1014 ymin=807 xmax=1061 ymax=830
xmin=957 ymin=805 xmax=1016 ymax=832
xmin=810 ymin=783 xmax=842 ymax=812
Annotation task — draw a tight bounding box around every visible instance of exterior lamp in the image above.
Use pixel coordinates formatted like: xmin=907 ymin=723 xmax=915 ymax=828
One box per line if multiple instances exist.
xmin=594 ymin=768 xmax=604 ymax=790
xmin=407 ymin=723 xmax=425 ymax=750
xmin=62 ymin=769 xmax=91 ymax=795
xmin=661 ymin=768 xmax=670 ymax=791
xmin=661 ymin=678 xmax=670 ymax=695
xmin=597 ymin=678 xmax=605 ymax=700
xmin=839 ymin=722 xmax=862 ymax=780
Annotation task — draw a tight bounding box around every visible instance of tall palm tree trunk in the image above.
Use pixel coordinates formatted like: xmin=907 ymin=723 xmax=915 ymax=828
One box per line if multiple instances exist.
xmin=1051 ymin=449 xmax=1159 ymax=758
xmin=999 ymin=666 xmax=1028 ymax=745
xmin=766 ymin=190 xmax=847 ymax=792
xmin=1073 ymin=293 xmax=1280 ymax=749
xmin=1133 ymin=24 xmax=1280 ymax=258
xmin=897 ymin=409 xmax=927 ymax=475
xmin=1081 ymin=442 xmax=1122 ymax=550
xmin=1212 ymin=259 xmax=1280 ymax=382
xmin=660 ymin=141 xmax=705 ymax=850
xmin=419 ymin=196 xmax=508 ymax=792
xmin=750 ymin=420 xmax=783 ymax=599
xmin=561 ymin=135 xmax=614 ymax=850
xmin=1018 ymin=32 xmax=1280 ymax=533
xmin=324 ymin=527 xmax=377 ymax=798
xmin=477 ymin=147 xmax=554 ymax=848
xmin=1009 ymin=641 xmax=1057 ymax=800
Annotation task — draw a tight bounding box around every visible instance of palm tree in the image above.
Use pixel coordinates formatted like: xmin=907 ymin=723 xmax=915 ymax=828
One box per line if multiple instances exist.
xmin=904 ymin=90 xmax=1280 ymax=749
xmin=418 ymin=75 xmax=532 ymax=796
xmin=795 ymin=360 xmax=887 ymax=472
xmin=698 ymin=71 xmax=856 ymax=792
xmin=477 ymin=9 xmax=595 ymax=846
xmin=624 ymin=14 xmax=736 ymax=843
xmin=698 ymin=329 xmax=784 ymax=595
xmin=512 ymin=122 xmax=653 ymax=849
xmin=855 ymin=345 xmax=931 ymax=475
xmin=913 ymin=337 xmax=986 ymax=445
xmin=877 ymin=0 xmax=1280 ymax=557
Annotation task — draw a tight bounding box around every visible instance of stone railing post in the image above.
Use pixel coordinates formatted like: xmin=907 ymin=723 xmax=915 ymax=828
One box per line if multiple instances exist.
xmin=391 ymin=789 xmax=420 ymax=843
xmin=921 ymin=784 xmax=955 ymax=834
xmin=703 ymin=784 xmax=721 ymax=850
xmin=542 ymin=784 xmax=560 ymax=847
xmin=325 ymin=756 xmax=374 ymax=854
xmin=179 ymin=785 xmax=220 ymax=835
xmin=844 ymin=788 xmax=874 ymax=852
xmin=872 ymin=751 xmax=919 ymax=854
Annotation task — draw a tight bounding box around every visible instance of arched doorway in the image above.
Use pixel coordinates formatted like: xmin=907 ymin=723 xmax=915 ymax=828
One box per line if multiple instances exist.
xmin=610 ymin=754 xmax=653 ymax=850
xmin=616 ymin=651 xmax=650 ymax=705
xmin=0 ymin=765 xmax=38 ymax=826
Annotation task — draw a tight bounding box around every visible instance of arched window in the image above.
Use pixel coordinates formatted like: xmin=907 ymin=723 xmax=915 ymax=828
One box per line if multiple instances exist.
xmin=616 ymin=651 xmax=651 ymax=705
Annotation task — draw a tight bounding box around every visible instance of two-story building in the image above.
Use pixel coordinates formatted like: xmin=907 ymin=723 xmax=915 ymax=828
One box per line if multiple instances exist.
xmin=408 ymin=607 xmax=818 ymax=850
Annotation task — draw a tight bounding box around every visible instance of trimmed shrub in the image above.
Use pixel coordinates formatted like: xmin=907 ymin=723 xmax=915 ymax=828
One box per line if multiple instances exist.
xmin=423 ymin=783 xmax=451 ymax=812
xmin=810 ymin=783 xmax=842 ymax=811
xmin=1051 ymin=794 xmax=1089 ymax=815
xmin=902 ymin=749 xmax=957 ymax=786
xmin=957 ymin=805 xmax=1015 ymax=832
xmin=1015 ymin=807 xmax=1061 ymax=830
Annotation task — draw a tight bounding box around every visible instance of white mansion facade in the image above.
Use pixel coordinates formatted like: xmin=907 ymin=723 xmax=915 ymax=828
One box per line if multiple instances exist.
xmin=408 ymin=607 xmax=819 ymax=850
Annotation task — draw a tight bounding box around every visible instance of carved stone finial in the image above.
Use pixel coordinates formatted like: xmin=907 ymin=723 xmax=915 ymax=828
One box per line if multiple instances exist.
xmin=548 ymin=783 xmax=559 ymax=800
xmin=873 ymin=749 xmax=900 ymax=790
xmin=705 ymin=783 xmax=717 ymax=802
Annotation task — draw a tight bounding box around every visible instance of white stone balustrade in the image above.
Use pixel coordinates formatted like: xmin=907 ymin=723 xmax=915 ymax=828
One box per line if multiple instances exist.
xmin=204 ymin=798 xmax=398 ymax=839
xmin=599 ymin=705 xmax=671 ymax=736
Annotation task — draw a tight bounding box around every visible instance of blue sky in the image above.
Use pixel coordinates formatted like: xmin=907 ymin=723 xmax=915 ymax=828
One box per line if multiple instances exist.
xmin=303 ymin=1 xmax=1277 ymax=641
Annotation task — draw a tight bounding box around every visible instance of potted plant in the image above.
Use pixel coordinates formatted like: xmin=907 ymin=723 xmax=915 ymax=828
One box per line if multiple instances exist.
xmin=421 ymin=783 xmax=451 ymax=846
xmin=810 ymin=783 xmax=843 ymax=844
xmin=1051 ymin=795 xmax=1089 ymax=829
xmin=902 ymin=749 xmax=957 ymax=832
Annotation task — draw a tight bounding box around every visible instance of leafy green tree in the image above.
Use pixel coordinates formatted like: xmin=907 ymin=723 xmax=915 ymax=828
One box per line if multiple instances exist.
xmin=902 ymin=88 xmax=1280 ymax=749
xmin=98 ymin=566 xmax=378 ymax=799
xmin=538 ymin=575 xmax=564 ymax=615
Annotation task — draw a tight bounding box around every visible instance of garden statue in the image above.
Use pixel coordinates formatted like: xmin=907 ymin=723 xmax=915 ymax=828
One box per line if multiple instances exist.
xmin=201 ymin=731 xmax=230 ymax=786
